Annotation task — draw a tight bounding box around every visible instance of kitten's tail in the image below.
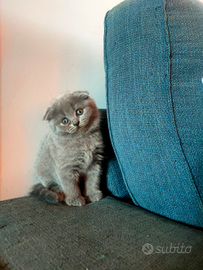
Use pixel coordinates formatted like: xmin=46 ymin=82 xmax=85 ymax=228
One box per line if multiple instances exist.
xmin=30 ymin=183 xmax=59 ymax=204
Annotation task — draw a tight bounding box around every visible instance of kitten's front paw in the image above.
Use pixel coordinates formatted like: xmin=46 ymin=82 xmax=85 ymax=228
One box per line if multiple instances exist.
xmin=86 ymin=190 xmax=103 ymax=203
xmin=65 ymin=196 xmax=86 ymax=207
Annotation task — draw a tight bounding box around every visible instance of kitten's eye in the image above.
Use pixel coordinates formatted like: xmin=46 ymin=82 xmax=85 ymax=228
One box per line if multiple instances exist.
xmin=76 ymin=108 xmax=83 ymax=116
xmin=61 ymin=118 xmax=70 ymax=125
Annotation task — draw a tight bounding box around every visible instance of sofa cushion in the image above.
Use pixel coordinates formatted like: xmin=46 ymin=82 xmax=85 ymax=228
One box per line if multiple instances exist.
xmin=1 ymin=196 xmax=203 ymax=269
xmin=104 ymin=0 xmax=203 ymax=227
xmin=99 ymin=109 xmax=131 ymax=198
xmin=107 ymin=156 xmax=131 ymax=199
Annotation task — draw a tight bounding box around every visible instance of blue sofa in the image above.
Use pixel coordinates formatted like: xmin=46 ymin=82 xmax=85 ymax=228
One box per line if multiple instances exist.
xmin=0 ymin=0 xmax=203 ymax=269
xmin=105 ymin=0 xmax=203 ymax=228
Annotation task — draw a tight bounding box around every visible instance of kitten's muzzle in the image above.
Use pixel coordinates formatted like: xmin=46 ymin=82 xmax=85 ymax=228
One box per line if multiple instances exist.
xmin=72 ymin=118 xmax=79 ymax=126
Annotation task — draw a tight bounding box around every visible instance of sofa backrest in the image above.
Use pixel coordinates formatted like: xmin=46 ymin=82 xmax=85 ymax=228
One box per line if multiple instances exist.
xmin=104 ymin=0 xmax=203 ymax=227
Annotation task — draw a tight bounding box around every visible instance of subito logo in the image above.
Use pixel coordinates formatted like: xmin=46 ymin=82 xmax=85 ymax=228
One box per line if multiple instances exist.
xmin=142 ymin=243 xmax=154 ymax=255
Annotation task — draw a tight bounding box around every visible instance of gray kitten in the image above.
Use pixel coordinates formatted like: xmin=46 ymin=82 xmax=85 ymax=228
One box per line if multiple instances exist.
xmin=30 ymin=91 xmax=103 ymax=206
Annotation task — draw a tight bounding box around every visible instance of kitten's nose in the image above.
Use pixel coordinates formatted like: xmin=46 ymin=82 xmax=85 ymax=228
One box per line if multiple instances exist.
xmin=72 ymin=118 xmax=79 ymax=126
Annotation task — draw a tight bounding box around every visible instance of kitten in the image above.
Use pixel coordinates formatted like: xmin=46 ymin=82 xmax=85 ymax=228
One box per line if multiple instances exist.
xmin=30 ymin=91 xmax=104 ymax=206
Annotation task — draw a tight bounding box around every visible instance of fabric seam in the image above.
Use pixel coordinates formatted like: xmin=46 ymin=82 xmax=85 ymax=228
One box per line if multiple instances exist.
xmin=164 ymin=0 xmax=203 ymax=209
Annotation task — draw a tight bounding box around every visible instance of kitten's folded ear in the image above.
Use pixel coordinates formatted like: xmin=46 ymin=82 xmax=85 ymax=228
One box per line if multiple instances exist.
xmin=43 ymin=106 xmax=54 ymax=121
xmin=70 ymin=90 xmax=89 ymax=99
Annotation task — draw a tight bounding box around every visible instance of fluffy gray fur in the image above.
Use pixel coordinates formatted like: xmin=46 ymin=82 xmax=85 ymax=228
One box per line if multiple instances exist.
xmin=30 ymin=91 xmax=103 ymax=206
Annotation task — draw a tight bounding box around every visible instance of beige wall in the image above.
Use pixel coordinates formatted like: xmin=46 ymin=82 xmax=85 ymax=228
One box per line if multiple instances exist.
xmin=1 ymin=0 xmax=122 ymax=201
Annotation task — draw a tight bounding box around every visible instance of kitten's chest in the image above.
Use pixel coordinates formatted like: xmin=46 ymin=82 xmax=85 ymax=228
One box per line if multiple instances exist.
xmin=52 ymin=136 xmax=95 ymax=169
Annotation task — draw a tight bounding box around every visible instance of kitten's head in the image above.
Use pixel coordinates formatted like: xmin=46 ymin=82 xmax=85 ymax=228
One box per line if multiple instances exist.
xmin=43 ymin=91 xmax=100 ymax=135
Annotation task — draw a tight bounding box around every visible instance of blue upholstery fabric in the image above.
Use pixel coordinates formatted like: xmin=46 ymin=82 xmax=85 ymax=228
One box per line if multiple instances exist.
xmin=106 ymin=157 xmax=131 ymax=199
xmin=104 ymin=0 xmax=203 ymax=227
